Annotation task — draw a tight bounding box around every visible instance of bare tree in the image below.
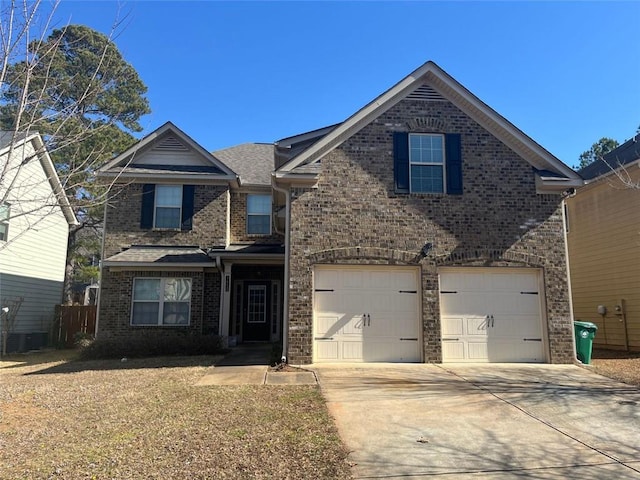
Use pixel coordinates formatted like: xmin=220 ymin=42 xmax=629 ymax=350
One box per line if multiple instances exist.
xmin=0 ymin=0 xmax=150 ymax=302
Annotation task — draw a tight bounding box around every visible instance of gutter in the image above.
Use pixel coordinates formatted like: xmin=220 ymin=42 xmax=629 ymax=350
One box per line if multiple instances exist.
xmin=271 ymin=174 xmax=291 ymax=364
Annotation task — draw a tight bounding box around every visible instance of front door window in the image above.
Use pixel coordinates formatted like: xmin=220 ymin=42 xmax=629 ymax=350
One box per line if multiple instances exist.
xmin=247 ymin=285 xmax=267 ymax=323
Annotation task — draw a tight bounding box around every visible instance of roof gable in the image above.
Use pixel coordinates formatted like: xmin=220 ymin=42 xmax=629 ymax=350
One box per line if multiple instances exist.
xmin=276 ymin=61 xmax=580 ymax=184
xmin=0 ymin=131 xmax=78 ymax=226
xmin=98 ymin=122 xmax=237 ymax=182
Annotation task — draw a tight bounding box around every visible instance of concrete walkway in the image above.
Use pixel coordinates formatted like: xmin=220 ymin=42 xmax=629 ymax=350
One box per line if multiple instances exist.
xmin=313 ymin=363 xmax=640 ymax=479
xmin=195 ymin=344 xmax=317 ymax=386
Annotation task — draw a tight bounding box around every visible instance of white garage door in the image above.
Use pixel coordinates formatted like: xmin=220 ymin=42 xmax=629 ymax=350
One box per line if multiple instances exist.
xmin=313 ymin=266 xmax=421 ymax=363
xmin=439 ymin=268 xmax=546 ymax=363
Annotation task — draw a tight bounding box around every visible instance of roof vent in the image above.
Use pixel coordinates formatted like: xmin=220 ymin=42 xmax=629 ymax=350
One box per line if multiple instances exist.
xmin=407 ymin=84 xmax=446 ymax=102
xmin=154 ymin=135 xmax=189 ymax=151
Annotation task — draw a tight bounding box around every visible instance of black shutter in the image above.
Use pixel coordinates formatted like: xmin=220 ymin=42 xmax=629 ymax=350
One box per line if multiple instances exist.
xmin=181 ymin=185 xmax=195 ymax=231
xmin=393 ymin=132 xmax=410 ymax=193
xmin=445 ymin=134 xmax=463 ymax=195
xmin=140 ymin=184 xmax=155 ymax=229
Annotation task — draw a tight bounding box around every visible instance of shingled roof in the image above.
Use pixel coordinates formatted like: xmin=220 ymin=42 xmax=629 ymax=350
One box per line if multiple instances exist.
xmin=212 ymin=143 xmax=275 ymax=186
xmin=578 ymin=136 xmax=640 ymax=180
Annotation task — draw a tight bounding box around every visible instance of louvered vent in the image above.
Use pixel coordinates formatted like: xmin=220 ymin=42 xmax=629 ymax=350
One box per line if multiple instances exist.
xmin=154 ymin=135 xmax=189 ymax=151
xmin=407 ymin=84 xmax=446 ymax=101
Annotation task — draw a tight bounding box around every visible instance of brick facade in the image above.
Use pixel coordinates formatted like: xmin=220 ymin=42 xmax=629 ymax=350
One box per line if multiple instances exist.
xmin=229 ymin=191 xmax=284 ymax=244
xmin=103 ymin=183 xmax=228 ymax=258
xmin=99 ymin=182 xmax=227 ymax=339
xmin=286 ymin=98 xmax=574 ymax=364
xmin=98 ymin=269 xmax=220 ymax=339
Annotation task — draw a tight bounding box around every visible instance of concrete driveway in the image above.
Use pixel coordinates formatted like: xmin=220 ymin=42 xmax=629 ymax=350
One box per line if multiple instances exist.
xmin=313 ymin=363 xmax=640 ymax=479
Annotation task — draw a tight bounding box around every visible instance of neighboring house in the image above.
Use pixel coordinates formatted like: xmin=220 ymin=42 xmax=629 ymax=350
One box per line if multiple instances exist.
xmin=566 ymin=137 xmax=640 ymax=351
xmin=0 ymin=132 xmax=78 ymax=352
xmin=97 ymin=61 xmax=583 ymax=364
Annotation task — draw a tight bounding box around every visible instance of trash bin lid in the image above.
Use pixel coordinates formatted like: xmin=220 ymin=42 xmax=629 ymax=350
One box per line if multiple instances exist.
xmin=574 ymin=320 xmax=598 ymax=330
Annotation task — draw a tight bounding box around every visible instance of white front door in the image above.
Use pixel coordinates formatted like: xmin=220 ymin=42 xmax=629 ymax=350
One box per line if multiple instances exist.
xmin=439 ymin=268 xmax=546 ymax=363
xmin=313 ymin=266 xmax=421 ymax=363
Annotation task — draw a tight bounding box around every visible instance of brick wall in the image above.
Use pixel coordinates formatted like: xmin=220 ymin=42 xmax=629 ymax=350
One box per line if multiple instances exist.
xmin=229 ymin=191 xmax=284 ymax=244
xmin=286 ymin=98 xmax=573 ymax=364
xmin=98 ymin=269 xmax=220 ymax=338
xmin=103 ymin=183 xmax=228 ymax=258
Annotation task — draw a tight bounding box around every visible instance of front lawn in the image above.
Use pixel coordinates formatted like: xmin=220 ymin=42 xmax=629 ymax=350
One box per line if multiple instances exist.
xmin=0 ymin=351 xmax=352 ymax=479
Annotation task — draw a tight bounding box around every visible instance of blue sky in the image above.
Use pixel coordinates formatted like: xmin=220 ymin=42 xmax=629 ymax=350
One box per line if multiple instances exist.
xmin=53 ymin=1 xmax=639 ymax=168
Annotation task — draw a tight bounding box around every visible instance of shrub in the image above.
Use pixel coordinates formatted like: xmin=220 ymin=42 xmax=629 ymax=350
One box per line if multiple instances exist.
xmin=73 ymin=332 xmax=94 ymax=349
xmin=78 ymin=331 xmax=226 ymax=360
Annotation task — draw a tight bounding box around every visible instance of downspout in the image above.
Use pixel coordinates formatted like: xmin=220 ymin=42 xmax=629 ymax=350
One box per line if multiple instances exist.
xmin=94 ymin=196 xmax=109 ymax=339
xmin=272 ymin=175 xmax=290 ymax=363
xmin=562 ymin=198 xmax=578 ymax=364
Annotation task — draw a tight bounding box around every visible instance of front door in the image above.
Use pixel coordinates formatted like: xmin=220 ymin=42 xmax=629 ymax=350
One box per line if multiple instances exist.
xmin=242 ymin=281 xmax=271 ymax=341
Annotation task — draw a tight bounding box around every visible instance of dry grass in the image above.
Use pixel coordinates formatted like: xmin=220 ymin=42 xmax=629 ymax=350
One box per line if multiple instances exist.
xmin=0 ymin=350 xmax=352 ymax=480
xmin=590 ymin=348 xmax=640 ymax=387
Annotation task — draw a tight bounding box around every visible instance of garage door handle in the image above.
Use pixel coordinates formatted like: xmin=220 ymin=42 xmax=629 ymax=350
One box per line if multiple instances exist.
xmin=400 ymin=338 xmax=418 ymax=341
xmin=442 ymin=338 xmax=459 ymax=341
xmin=523 ymin=338 xmax=542 ymax=342
xmin=314 ymin=337 xmax=334 ymax=341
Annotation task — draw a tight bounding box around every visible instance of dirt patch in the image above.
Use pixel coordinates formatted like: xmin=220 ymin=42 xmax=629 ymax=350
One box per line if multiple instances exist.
xmin=590 ymin=348 xmax=640 ymax=387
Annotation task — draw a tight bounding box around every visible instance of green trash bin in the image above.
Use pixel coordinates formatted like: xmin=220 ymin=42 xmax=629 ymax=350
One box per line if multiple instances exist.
xmin=574 ymin=321 xmax=598 ymax=364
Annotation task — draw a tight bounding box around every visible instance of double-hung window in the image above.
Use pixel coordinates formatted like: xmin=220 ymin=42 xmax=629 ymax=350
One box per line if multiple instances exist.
xmin=154 ymin=185 xmax=182 ymax=229
xmin=131 ymin=278 xmax=192 ymax=326
xmin=247 ymin=194 xmax=271 ymax=235
xmin=410 ymin=134 xmax=445 ymax=193
xmin=140 ymin=184 xmax=194 ymax=231
xmin=0 ymin=203 xmax=10 ymax=241
xmin=394 ymin=132 xmax=462 ymax=195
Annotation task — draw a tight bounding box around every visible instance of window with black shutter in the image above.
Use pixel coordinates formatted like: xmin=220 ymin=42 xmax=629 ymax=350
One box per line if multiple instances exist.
xmin=394 ymin=133 xmax=462 ymax=195
xmin=140 ymin=184 xmax=194 ymax=230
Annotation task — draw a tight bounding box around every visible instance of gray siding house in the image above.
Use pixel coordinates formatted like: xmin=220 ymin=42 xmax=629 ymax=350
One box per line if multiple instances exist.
xmin=97 ymin=61 xmax=582 ymax=365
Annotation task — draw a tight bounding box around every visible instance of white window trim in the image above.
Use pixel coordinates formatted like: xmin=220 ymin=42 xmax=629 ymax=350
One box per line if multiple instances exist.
xmin=0 ymin=203 xmax=10 ymax=242
xmin=246 ymin=284 xmax=267 ymax=324
xmin=131 ymin=277 xmax=192 ymax=326
xmin=153 ymin=185 xmax=183 ymax=230
xmin=409 ymin=133 xmax=447 ymax=194
xmin=246 ymin=194 xmax=272 ymax=235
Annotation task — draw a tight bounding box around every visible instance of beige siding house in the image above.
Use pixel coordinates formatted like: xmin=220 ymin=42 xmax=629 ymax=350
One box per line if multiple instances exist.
xmin=0 ymin=132 xmax=78 ymax=352
xmin=566 ymin=137 xmax=640 ymax=351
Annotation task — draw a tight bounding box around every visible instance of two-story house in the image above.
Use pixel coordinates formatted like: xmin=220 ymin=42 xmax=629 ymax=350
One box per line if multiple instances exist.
xmin=97 ymin=61 xmax=583 ymax=365
xmin=97 ymin=123 xmax=285 ymax=346
xmin=1 ymin=131 xmax=78 ymax=353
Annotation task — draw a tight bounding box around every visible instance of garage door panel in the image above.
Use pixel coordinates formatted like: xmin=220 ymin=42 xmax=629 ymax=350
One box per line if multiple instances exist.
xmin=363 ymin=339 xmax=420 ymax=362
xmin=486 ymin=340 xmax=544 ymax=362
xmin=315 ymin=315 xmax=341 ymax=337
xmin=442 ymin=317 xmax=464 ymax=335
xmin=342 ymin=314 xmax=365 ymax=335
xmin=314 ymin=266 xmax=421 ymax=363
xmin=342 ymin=341 xmax=363 ymax=360
xmin=315 ymin=340 xmax=338 ymax=361
xmin=442 ymin=340 xmax=465 ymax=360
xmin=468 ymin=342 xmax=489 ymax=360
xmin=466 ymin=317 xmax=489 ymax=336
xmin=440 ymin=269 xmax=545 ymax=363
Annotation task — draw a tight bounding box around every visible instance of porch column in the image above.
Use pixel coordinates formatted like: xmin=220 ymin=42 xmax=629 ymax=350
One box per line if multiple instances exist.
xmin=219 ymin=262 xmax=233 ymax=338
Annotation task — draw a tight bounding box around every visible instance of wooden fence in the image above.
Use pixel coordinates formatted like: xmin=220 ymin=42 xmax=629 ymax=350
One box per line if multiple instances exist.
xmin=53 ymin=305 xmax=97 ymax=348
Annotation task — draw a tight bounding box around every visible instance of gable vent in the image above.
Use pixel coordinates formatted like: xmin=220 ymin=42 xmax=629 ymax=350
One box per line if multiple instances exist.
xmin=407 ymin=84 xmax=446 ymax=102
xmin=154 ymin=135 xmax=190 ymax=152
